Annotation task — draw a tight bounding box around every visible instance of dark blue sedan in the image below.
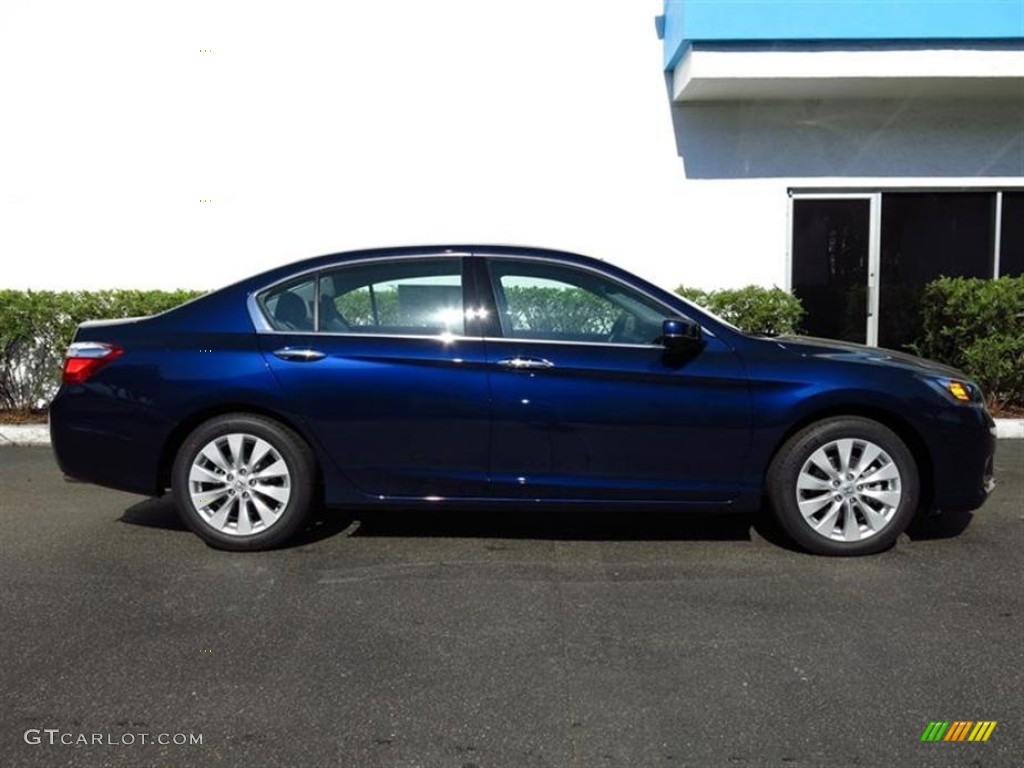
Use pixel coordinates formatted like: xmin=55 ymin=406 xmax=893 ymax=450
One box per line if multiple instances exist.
xmin=50 ymin=246 xmax=996 ymax=555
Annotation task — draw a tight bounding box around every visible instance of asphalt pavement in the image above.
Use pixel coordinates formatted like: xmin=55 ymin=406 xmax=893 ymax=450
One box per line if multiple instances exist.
xmin=1 ymin=444 xmax=1021 ymax=768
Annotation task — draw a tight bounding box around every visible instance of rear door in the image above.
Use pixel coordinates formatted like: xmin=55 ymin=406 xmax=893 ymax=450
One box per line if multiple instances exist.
xmin=256 ymin=255 xmax=492 ymax=499
xmin=477 ymin=255 xmax=752 ymax=502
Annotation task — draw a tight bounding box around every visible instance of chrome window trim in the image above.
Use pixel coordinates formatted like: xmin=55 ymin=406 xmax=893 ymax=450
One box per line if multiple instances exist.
xmin=247 ymin=252 xmax=472 ymax=336
xmin=244 ymin=329 xmax=658 ymax=350
xmin=247 ymin=292 xmax=275 ymax=332
xmin=244 ymin=329 xmax=669 ymax=350
xmin=250 ymin=329 xmax=477 ymax=342
xmin=244 ymin=249 xmax=717 ymax=346
xmin=482 ymin=336 xmax=660 ymax=350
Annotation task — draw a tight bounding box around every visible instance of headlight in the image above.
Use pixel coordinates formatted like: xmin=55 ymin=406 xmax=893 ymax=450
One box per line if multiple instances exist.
xmin=946 ymin=380 xmax=972 ymax=402
xmin=922 ymin=376 xmax=983 ymax=406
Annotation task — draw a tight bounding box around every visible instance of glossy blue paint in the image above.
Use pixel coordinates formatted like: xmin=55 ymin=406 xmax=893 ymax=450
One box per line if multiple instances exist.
xmin=483 ymin=331 xmax=752 ymax=502
xmin=260 ymin=331 xmax=492 ymax=499
xmin=660 ymin=0 xmax=1024 ymax=69
xmin=50 ymin=246 xmax=995 ymax=518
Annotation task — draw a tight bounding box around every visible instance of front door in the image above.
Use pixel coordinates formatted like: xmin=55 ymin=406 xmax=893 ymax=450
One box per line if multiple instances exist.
xmin=477 ymin=255 xmax=752 ymax=503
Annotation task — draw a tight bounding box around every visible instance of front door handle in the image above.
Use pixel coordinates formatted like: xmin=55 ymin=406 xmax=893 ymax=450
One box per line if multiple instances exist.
xmin=496 ymin=356 xmax=555 ymax=370
xmin=273 ymin=347 xmax=326 ymax=362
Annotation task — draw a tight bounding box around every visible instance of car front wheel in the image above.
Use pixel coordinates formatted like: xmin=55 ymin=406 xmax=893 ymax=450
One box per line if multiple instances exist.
xmin=171 ymin=414 xmax=315 ymax=551
xmin=767 ymin=417 xmax=920 ymax=556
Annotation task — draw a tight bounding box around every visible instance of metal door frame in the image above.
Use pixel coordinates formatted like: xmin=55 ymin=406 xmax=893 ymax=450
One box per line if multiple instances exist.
xmin=787 ymin=191 xmax=881 ymax=346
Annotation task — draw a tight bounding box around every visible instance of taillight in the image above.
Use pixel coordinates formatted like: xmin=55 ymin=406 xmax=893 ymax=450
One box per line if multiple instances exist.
xmin=62 ymin=342 xmax=123 ymax=384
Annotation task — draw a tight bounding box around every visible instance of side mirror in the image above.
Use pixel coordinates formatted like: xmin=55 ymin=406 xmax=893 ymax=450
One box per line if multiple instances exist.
xmin=661 ymin=317 xmax=702 ymax=351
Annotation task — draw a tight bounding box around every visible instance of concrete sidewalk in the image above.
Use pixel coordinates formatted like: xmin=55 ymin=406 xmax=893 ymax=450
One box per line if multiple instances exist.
xmin=3 ymin=419 xmax=1022 ymax=446
xmin=0 ymin=424 xmax=50 ymax=446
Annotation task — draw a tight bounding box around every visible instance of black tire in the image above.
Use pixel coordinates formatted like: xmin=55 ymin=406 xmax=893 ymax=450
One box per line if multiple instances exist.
xmin=171 ymin=414 xmax=315 ymax=551
xmin=767 ymin=416 xmax=919 ymax=556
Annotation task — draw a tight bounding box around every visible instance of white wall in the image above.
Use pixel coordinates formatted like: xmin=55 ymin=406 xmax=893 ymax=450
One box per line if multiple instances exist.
xmin=0 ymin=0 xmax=722 ymax=294
xmin=670 ymin=98 xmax=1024 ymax=180
xmin=3 ymin=3 xmax=1019 ymax=297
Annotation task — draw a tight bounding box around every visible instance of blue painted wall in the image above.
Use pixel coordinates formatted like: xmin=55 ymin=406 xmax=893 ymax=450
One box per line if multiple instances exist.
xmin=660 ymin=0 xmax=1024 ymax=68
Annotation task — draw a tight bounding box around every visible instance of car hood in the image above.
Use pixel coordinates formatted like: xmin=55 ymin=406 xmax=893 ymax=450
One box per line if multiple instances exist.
xmin=767 ymin=335 xmax=967 ymax=379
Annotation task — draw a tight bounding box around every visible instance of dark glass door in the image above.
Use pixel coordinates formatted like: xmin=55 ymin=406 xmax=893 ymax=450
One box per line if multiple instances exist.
xmin=999 ymin=192 xmax=1024 ymax=277
xmin=879 ymin=193 xmax=994 ymax=350
xmin=791 ymin=198 xmax=872 ymax=344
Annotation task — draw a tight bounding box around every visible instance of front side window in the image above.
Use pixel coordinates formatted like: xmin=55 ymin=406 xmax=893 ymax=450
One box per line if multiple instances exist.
xmin=488 ymin=260 xmax=666 ymax=345
xmin=318 ymin=259 xmax=465 ymax=336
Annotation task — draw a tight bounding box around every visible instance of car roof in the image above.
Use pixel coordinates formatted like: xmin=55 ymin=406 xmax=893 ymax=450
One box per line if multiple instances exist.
xmin=184 ymin=243 xmax=743 ymax=344
xmin=247 ymin=244 xmax=606 ymax=288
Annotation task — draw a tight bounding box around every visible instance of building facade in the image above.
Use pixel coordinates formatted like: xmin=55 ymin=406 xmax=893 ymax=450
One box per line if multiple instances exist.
xmin=657 ymin=0 xmax=1024 ymax=349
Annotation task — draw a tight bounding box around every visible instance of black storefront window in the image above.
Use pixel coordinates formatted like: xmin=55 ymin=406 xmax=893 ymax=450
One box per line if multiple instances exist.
xmin=999 ymin=192 xmax=1024 ymax=277
xmin=878 ymin=193 xmax=995 ymax=350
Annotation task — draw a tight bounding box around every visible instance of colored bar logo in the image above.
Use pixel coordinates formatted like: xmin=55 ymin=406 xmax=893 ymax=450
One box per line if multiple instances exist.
xmin=921 ymin=721 xmax=997 ymax=742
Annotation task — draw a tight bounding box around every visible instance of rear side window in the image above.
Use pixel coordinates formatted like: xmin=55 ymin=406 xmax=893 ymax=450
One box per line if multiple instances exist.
xmin=257 ymin=259 xmax=466 ymax=336
xmin=318 ymin=259 xmax=465 ymax=336
xmin=261 ymin=278 xmax=316 ymax=332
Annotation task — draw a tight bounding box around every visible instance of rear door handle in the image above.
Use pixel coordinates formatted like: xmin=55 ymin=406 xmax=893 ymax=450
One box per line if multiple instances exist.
xmin=273 ymin=347 xmax=326 ymax=362
xmin=496 ymin=356 xmax=555 ymax=370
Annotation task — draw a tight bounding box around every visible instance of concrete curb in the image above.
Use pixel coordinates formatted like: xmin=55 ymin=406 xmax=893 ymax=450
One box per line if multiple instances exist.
xmin=2 ymin=420 xmax=1023 ymax=447
xmin=994 ymin=419 xmax=1024 ymax=439
xmin=0 ymin=424 xmax=50 ymax=446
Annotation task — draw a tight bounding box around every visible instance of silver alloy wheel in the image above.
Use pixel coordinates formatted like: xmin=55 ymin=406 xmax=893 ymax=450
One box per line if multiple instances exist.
xmin=187 ymin=432 xmax=292 ymax=536
xmin=795 ymin=438 xmax=902 ymax=542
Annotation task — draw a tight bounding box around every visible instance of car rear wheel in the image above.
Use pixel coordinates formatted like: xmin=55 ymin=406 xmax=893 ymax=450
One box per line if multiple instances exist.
xmin=172 ymin=414 xmax=314 ymax=551
xmin=767 ymin=417 xmax=919 ymax=556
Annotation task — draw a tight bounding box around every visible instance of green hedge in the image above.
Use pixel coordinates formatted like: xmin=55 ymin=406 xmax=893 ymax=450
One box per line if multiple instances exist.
xmin=912 ymin=276 xmax=1024 ymax=409
xmin=502 ymin=286 xmax=621 ymax=335
xmin=2 ymin=284 xmax=804 ymax=410
xmin=335 ymin=286 xmax=621 ymax=336
xmin=675 ymin=285 xmax=804 ymax=337
xmin=4 ymin=278 xmax=1018 ymax=411
xmin=0 ymin=290 xmax=204 ymax=410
